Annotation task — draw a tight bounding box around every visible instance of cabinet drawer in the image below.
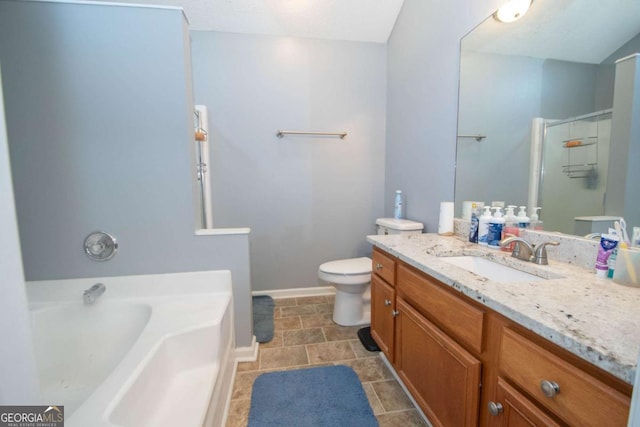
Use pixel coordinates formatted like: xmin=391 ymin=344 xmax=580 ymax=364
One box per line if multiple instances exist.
xmin=499 ymin=327 xmax=630 ymax=427
xmin=372 ymin=248 xmax=396 ymax=286
xmin=397 ymin=264 xmax=484 ymax=354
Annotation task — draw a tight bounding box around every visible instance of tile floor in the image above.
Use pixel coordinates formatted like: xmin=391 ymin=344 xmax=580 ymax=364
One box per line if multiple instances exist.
xmin=225 ymin=295 xmax=428 ymax=427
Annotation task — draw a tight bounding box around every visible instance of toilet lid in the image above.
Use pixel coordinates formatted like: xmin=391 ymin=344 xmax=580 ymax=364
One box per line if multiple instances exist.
xmin=319 ymin=257 xmax=372 ymax=275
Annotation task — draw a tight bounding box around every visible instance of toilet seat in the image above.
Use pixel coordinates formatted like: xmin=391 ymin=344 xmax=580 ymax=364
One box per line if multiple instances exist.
xmin=318 ymin=257 xmax=372 ymax=285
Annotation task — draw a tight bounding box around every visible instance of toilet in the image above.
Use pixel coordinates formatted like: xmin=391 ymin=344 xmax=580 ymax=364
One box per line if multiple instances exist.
xmin=319 ymin=218 xmax=424 ymax=326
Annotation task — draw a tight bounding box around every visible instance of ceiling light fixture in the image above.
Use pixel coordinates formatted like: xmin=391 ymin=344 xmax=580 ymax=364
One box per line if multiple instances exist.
xmin=493 ymin=0 xmax=533 ymax=23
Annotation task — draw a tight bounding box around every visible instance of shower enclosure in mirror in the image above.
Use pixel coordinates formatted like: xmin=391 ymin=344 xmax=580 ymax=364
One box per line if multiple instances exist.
xmin=455 ymin=0 xmax=640 ymax=236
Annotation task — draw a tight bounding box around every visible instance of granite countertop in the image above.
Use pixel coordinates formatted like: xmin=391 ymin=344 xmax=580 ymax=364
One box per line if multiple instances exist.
xmin=367 ymin=233 xmax=640 ymax=384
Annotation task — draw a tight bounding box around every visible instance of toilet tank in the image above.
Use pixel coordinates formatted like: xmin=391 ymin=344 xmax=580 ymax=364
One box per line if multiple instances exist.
xmin=376 ymin=218 xmax=424 ymax=235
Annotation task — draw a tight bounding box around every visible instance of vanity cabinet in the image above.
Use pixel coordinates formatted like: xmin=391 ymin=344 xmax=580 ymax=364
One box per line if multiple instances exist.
xmin=370 ymin=247 xmax=632 ymax=427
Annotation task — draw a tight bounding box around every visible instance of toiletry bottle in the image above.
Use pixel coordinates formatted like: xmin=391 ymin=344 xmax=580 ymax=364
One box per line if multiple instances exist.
xmin=468 ymin=203 xmax=479 ymax=243
xmin=393 ymin=190 xmax=404 ymax=219
xmin=488 ymin=207 xmax=505 ymax=249
xmin=516 ymin=206 xmax=530 ymax=229
xmin=501 ymin=206 xmax=519 ymax=252
xmin=530 ymin=207 xmax=543 ymax=230
xmin=478 ymin=205 xmax=492 ymax=247
xmin=608 ymin=248 xmax=618 ymax=279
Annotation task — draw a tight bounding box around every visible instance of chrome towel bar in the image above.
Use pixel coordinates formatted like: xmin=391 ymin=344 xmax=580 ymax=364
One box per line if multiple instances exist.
xmin=276 ymin=130 xmax=347 ymax=139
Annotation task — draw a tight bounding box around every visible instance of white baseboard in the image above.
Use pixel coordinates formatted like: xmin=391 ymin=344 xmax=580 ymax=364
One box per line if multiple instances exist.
xmin=379 ymin=353 xmax=432 ymax=427
xmin=252 ymin=286 xmax=336 ymax=299
xmin=235 ymin=336 xmax=259 ymax=362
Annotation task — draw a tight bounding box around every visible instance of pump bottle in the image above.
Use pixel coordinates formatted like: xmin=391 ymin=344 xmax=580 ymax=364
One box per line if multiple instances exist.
xmin=516 ymin=206 xmax=530 ymax=229
xmin=530 ymin=207 xmax=543 ymax=230
xmin=501 ymin=206 xmax=519 ymax=252
xmin=488 ymin=207 xmax=505 ymax=249
xmin=393 ymin=190 xmax=404 ymax=219
xmin=478 ymin=206 xmax=492 ymax=246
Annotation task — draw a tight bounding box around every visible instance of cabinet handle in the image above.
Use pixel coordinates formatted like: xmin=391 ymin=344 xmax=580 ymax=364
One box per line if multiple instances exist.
xmin=392 ymin=310 xmax=399 ymax=317
xmin=540 ymin=380 xmax=560 ymax=398
xmin=384 ymin=299 xmax=392 ymax=306
xmin=375 ymin=263 xmax=383 ymax=270
xmin=487 ymin=401 xmax=503 ymax=416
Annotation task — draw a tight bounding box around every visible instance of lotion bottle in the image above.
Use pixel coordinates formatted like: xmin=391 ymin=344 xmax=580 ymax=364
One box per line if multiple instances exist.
xmin=501 ymin=206 xmax=519 ymax=252
xmin=530 ymin=207 xmax=543 ymax=230
xmin=516 ymin=206 xmax=530 ymax=229
xmin=468 ymin=203 xmax=479 ymax=243
xmin=488 ymin=207 xmax=505 ymax=249
xmin=478 ymin=205 xmax=492 ymax=246
xmin=393 ymin=190 xmax=404 ymax=219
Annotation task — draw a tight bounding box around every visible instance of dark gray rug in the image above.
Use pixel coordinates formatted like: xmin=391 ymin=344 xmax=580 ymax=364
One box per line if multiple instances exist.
xmin=248 ymin=365 xmax=378 ymax=426
xmin=252 ymin=295 xmax=275 ymax=343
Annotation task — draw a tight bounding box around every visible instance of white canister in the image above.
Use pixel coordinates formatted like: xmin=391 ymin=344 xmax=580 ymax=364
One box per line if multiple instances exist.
xmin=438 ymin=202 xmax=455 ymax=235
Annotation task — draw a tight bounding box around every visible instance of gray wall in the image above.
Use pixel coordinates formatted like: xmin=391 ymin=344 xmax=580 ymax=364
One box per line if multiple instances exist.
xmin=0 ymin=2 xmax=253 ymax=347
xmin=190 ymin=32 xmax=386 ymax=291
xmin=385 ymin=0 xmax=503 ymax=230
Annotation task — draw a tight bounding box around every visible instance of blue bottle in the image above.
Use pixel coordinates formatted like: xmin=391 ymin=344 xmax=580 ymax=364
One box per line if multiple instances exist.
xmin=394 ymin=190 xmax=404 ymax=219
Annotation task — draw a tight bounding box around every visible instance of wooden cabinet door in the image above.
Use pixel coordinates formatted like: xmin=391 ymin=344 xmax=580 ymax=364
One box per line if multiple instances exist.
xmin=371 ymin=274 xmax=395 ymax=362
xmin=395 ymin=297 xmax=481 ymax=427
xmin=487 ymin=378 xmax=561 ymax=427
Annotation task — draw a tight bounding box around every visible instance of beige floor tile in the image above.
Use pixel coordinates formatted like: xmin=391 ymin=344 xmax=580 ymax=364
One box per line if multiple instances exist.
xmin=371 ymin=380 xmax=414 ymax=412
xmin=236 ymin=359 xmax=260 ymax=372
xmin=225 ymin=399 xmax=250 ymax=427
xmin=376 ymin=409 xmax=428 ymax=427
xmin=282 ymin=328 xmax=325 ymax=346
xmin=326 ymin=295 xmax=335 ymax=303
xmin=280 ymin=304 xmax=317 ymax=317
xmin=307 ymin=341 xmax=356 ymax=363
xmin=349 ymin=339 xmax=378 ymax=359
xmin=296 ymin=296 xmax=327 ymax=305
xmin=273 ymin=307 xmax=281 ymax=319
xmin=300 ymin=312 xmax=335 ymax=328
xmin=343 ymin=357 xmax=393 ymax=382
xmin=362 ymin=382 xmax=385 ymax=415
xmin=274 ymin=298 xmax=297 ymax=307
xmin=231 ymin=371 xmax=262 ymax=400
xmin=323 ymin=325 xmax=363 ymax=341
xmin=314 ymin=302 xmax=334 ymax=313
xmin=259 ymin=345 xmax=309 ymax=369
xmin=259 ymin=331 xmax=283 ymax=348
xmin=273 ymin=316 xmax=302 ymax=331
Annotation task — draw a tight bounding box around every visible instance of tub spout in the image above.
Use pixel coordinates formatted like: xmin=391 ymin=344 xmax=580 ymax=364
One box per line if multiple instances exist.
xmin=83 ymin=283 xmax=106 ymax=305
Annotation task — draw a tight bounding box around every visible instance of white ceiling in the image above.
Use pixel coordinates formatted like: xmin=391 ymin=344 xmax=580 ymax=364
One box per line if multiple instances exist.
xmin=106 ymin=0 xmax=405 ymax=43
xmin=463 ymin=0 xmax=640 ymax=64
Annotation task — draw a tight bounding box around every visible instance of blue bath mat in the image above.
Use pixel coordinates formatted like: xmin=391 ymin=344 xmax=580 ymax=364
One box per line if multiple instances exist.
xmin=247 ymin=365 xmax=378 ymax=427
xmin=253 ymin=295 xmax=275 ymax=343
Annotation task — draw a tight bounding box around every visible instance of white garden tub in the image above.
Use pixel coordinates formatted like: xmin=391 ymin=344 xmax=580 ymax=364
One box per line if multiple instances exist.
xmin=27 ymin=270 xmax=235 ymax=427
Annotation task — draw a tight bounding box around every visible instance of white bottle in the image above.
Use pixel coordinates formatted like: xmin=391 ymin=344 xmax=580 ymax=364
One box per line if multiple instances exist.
xmin=478 ymin=205 xmax=492 ymax=246
xmin=394 ymin=190 xmax=404 ymax=219
xmin=516 ymin=206 xmax=530 ymax=229
xmin=488 ymin=207 xmax=505 ymax=249
xmin=530 ymin=207 xmax=543 ymax=230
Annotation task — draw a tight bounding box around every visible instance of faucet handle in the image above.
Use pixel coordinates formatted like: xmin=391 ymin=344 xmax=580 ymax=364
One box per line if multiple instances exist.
xmin=534 ymin=241 xmax=560 ymax=265
xmin=500 ymin=236 xmax=534 ymax=262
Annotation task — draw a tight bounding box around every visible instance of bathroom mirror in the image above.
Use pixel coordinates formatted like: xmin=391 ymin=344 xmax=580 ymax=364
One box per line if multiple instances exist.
xmin=455 ymin=0 xmax=640 ymax=236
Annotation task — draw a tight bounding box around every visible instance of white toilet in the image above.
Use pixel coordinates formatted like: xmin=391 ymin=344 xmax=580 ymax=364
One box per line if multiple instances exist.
xmin=318 ymin=218 xmax=424 ymax=326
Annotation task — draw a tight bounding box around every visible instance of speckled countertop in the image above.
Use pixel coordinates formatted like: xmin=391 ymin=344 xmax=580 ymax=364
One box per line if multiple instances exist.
xmin=367 ymin=233 xmax=640 ymax=384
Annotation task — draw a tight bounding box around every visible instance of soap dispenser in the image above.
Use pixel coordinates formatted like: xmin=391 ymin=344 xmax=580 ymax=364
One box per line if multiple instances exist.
xmin=488 ymin=207 xmax=505 ymax=249
xmin=516 ymin=206 xmax=530 ymax=229
xmin=530 ymin=207 xmax=543 ymax=230
xmin=502 ymin=206 xmax=519 ymax=252
xmin=478 ymin=205 xmax=492 ymax=246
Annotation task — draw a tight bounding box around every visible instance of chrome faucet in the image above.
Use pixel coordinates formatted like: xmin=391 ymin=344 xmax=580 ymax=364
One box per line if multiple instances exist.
xmin=500 ymin=237 xmax=560 ymax=265
xmin=83 ymin=282 xmax=106 ymax=305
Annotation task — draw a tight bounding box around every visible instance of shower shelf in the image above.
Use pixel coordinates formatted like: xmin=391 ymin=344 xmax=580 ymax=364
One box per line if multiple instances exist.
xmin=562 ymin=137 xmax=597 ymax=148
xmin=562 ymin=163 xmax=597 ymax=178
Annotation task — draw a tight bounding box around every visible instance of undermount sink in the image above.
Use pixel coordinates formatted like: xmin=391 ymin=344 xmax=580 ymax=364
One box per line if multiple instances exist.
xmin=439 ymin=256 xmax=547 ymax=283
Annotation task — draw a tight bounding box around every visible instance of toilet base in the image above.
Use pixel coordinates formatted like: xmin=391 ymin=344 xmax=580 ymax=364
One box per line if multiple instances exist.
xmin=332 ymin=286 xmax=371 ymax=326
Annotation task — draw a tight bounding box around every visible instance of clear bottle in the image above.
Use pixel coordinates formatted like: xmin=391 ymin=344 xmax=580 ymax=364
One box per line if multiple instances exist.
xmin=393 ymin=190 xmax=404 ymax=219
xmin=478 ymin=206 xmax=492 ymax=246
xmin=516 ymin=206 xmax=530 ymax=229
xmin=530 ymin=207 xmax=543 ymax=230
xmin=488 ymin=207 xmax=505 ymax=249
xmin=501 ymin=206 xmax=519 ymax=252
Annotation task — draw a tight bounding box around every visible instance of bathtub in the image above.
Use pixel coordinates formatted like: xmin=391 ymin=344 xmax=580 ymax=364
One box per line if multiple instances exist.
xmin=26 ymin=270 xmax=236 ymax=427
